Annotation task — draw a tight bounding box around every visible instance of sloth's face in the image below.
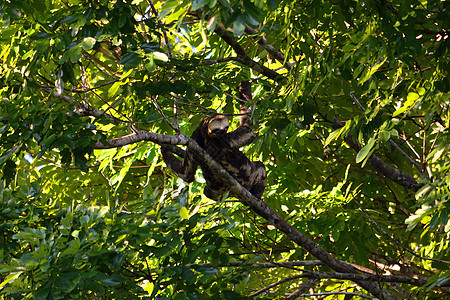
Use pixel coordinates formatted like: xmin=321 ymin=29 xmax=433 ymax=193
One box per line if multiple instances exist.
xmin=207 ymin=115 xmax=229 ymax=137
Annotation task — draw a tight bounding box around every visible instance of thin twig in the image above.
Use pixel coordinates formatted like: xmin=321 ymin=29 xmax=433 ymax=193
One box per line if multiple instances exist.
xmin=284 ymin=278 xmax=319 ymax=300
xmin=147 ymin=0 xmax=173 ymax=59
xmin=82 ymin=50 xmax=119 ymax=79
xmin=298 ymin=292 xmax=377 ymax=300
xmin=213 ymin=24 xmax=284 ymax=81
xmin=389 ymin=139 xmax=427 ymax=179
xmin=248 ymin=275 xmax=304 ymax=297
xmin=173 ymin=93 xmax=179 ymax=129
xmin=151 ymin=96 xmax=180 ymax=133
xmin=199 ymin=57 xmax=236 ymax=65
xmin=71 ymin=79 xmax=120 ymax=93
xmin=37 ymin=83 xmax=123 ymax=124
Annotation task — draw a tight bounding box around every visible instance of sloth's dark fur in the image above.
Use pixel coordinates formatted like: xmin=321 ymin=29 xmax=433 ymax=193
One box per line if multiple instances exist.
xmin=161 ymin=114 xmax=267 ymax=199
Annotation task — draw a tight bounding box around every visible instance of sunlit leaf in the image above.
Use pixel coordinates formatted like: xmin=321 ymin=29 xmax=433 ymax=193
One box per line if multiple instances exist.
xmin=356 ymin=138 xmax=376 ymax=164
xmin=179 ymin=206 xmax=189 ymax=219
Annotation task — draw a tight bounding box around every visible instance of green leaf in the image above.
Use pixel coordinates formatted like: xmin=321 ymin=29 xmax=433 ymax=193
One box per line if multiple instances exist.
xmin=0 ymin=146 xmax=19 ymax=165
xmin=2 ymin=159 xmax=16 ymax=185
xmin=359 ymin=57 xmax=387 ymax=84
xmin=118 ymin=15 xmax=127 ymax=28
xmin=0 ymin=272 xmax=22 ymax=289
xmin=0 ymin=1 xmax=449 ymax=298
xmin=81 ymin=37 xmax=95 ymax=50
xmin=192 ymin=0 xmax=209 ymax=10
xmin=324 ymin=120 xmax=351 ymax=146
xmin=324 ymin=128 xmax=342 ymax=146
xmin=108 ymin=81 xmax=122 ymax=98
xmin=181 ymin=268 xmax=196 ymax=284
xmin=165 ymin=6 xmax=187 ymax=24
xmin=379 ymin=130 xmax=390 ymax=142
xmin=268 ymin=0 xmax=280 ymax=10
xmin=356 ymin=138 xmax=376 ymax=164
xmin=232 ymin=15 xmax=246 ymax=36
xmin=99 ymin=277 xmax=122 ymax=286
xmin=244 ymin=2 xmax=263 ymax=26
xmin=61 ymin=239 xmax=81 ymax=255
xmin=141 ymin=42 xmax=162 ymax=53
xmin=179 ymin=206 xmax=189 ymax=220
xmin=342 ymin=44 xmax=355 ymax=53
xmin=31 ymin=0 xmax=47 ymax=13
xmin=119 ymin=52 xmax=142 ymax=71
xmin=145 ymin=56 xmax=155 ymax=73
xmin=393 ymin=92 xmax=420 ymax=116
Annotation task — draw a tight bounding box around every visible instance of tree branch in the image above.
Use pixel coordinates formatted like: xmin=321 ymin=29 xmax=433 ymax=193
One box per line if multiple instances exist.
xmin=93 ymin=128 xmax=407 ymax=298
xmin=333 ymin=118 xmax=424 ymax=191
xmin=81 ymin=50 xmax=119 ymax=79
xmin=178 ymin=259 xmax=448 ymax=292
xmin=94 ymin=130 xmax=188 ymax=149
xmin=199 ymin=57 xmax=236 ymax=65
xmin=38 ymin=85 xmax=123 ymax=125
xmin=299 ymin=292 xmax=377 ymax=300
xmin=389 ymin=138 xmax=427 ymax=180
xmin=248 ymin=274 xmax=305 ymax=297
xmin=249 ymin=265 xmax=435 ymax=298
xmin=284 ymin=278 xmax=319 ymax=300
xmin=147 ymin=0 xmax=173 ymax=59
xmin=95 ymin=128 xmax=401 ymax=298
xmin=214 ymin=24 xmax=284 ymax=81
xmin=182 ymin=135 xmax=402 ymax=300
xmin=185 ymin=260 xmax=324 ymax=269
xmin=244 ymin=25 xmax=293 ymax=70
xmin=300 ymin=269 xmax=430 ymax=286
xmin=350 ymin=92 xmax=427 ymax=180
xmin=233 ymin=56 xmax=282 ymax=81
xmin=214 ymin=24 xmax=247 ymax=56
xmin=58 ymin=72 xmax=399 ymax=298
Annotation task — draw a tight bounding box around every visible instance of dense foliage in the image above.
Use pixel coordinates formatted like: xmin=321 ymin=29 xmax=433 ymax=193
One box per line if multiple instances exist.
xmin=0 ymin=0 xmax=449 ymax=299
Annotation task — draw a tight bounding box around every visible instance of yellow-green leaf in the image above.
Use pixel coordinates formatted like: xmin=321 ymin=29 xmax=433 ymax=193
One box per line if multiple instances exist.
xmin=393 ymin=92 xmax=420 ymax=117
xmin=407 ymin=92 xmax=420 ymax=102
xmin=108 ymin=81 xmax=122 ymax=98
xmin=324 ymin=128 xmax=342 ymax=147
xmin=360 ymin=57 xmax=387 ymax=84
xmin=0 ymin=272 xmax=22 ymax=289
xmin=179 ymin=206 xmax=189 ymax=220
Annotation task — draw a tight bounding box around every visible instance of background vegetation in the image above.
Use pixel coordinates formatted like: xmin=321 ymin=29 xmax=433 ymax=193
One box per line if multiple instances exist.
xmin=0 ymin=0 xmax=449 ymax=299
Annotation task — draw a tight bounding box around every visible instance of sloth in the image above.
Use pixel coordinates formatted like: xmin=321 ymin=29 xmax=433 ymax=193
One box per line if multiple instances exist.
xmin=161 ymin=114 xmax=267 ymax=199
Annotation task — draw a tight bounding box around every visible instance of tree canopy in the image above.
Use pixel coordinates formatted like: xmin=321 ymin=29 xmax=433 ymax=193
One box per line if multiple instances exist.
xmin=0 ymin=0 xmax=449 ymax=299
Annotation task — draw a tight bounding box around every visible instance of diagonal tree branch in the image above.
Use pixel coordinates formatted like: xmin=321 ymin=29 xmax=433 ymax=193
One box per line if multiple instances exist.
xmin=350 ymin=92 xmax=427 ymax=180
xmin=248 ymin=274 xmax=305 ymax=297
xmin=52 ymin=37 xmax=400 ymax=300
xmin=213 ymin=24 xmax=246 ymax=56
xmin=183 ymin=135 xmax=401 ymax=300
xmin=333 ymin=118 xmax=424 ymax=191
xmin=214 ymin=24 xmax=284 ymax=81
xmin=95 ymin=128 xmax=400 ymax=300
xmin=51 ymin=70 xmax=401 ymax=298
xmin=285 ymin=278 xmax=319 ymax=300
xmin=199 ymin=56 xmax=236 ymax=65
xmin=244 ymin=25 xmax=293 ymax=70
xmin=233 ymin=56 xmax=282 ymax=81
xmin=38 ymin=85 xmax=123 ymax=125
